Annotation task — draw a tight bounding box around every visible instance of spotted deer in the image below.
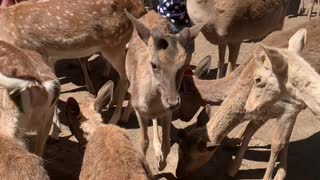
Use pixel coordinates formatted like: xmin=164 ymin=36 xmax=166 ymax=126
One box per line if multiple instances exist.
xmin=123 ymin=10 xmax=204 ymax=171
xmin=0 ymin=41 xmax=60 ymax=156
xmin=0 ymin=134 xmax=49 ymax=180
xmin=187 ymin=0 xmax=289 ymax=78
xmin=65 ymin=96 xmax=153 ymax=180
xmin=0 ymin=0 xmax=146 ymax=130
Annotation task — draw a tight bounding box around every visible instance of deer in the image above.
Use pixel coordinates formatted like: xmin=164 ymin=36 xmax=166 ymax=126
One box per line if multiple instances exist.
xmin=174 ymin=29 xmax=308 ymax=180
xmin=186 ymin=0 xmax=290 ymax=78
xmin=0 ymin=0 xmax=147 ymax=131
xmin=120 ymin=10 xmax=204 ymax=171
xmin=0 ymin=134 xmax=49 ymax=180
xmin=0 ymin=40 xmax=60 ymax=156
xmin=65 ymin=96 xmax=153 ymax=180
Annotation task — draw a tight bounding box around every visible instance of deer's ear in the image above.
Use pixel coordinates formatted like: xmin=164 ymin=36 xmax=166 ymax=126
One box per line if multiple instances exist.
xmin=94 ymin=80 xmax=114 ymax=113
xmin=125 ymin=9 xmax=150 ymax=45
xmin=177 ymin=22 xmax=206 ymax=46
xmin=194 ymin=55 xmax=211 ymax=79
xmin=66 ymin=97 xmax=80 ymax=118
xmin=261 ymin=44 xmax=288 ymax=74
xmin=288 ymin=28 xmax=307 ymax=53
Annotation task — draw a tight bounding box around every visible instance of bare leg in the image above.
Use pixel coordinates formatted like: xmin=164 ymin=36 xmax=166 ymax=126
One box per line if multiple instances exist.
xmin=158 ymin=111 xmax=172 ymax=171
xmin=101 ymin=47 xmax=128 ymax=124
xmin=152 ymin=119 xmax=163 ymax=169
xmin=137 ymin=111 xmax=149 ymax=155
xmin=79 ymin=58 xmax=96 ymax=95
xmin=227 ymin=121 xmax=265 ymax=177
xmin=263 ymin=110 xmax=299 ymax=180
xmin=307 ymin=0 xmax=316 ymax=21
xmin=121 ymin=99 xmax=133 ymax=123
xmin=226 ymin=42 xmax=241 ymax=76
xmin=217 ymin=44 xmax=226 ymax=79
xmin=274 ymin=144 xmax=288 ymax=180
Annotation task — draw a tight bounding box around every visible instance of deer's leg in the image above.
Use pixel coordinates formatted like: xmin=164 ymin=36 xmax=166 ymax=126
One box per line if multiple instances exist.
xmin=137 ymin=111 xmax=149 ymax=155
xmin=317 ymin=0 xmax=320 ymax=16
xmin=227 ymin=121 xmax=265 ymax=177
xmin=101 ymin=47 xmax=128 ymax=124
xmin=274 ymin=144 xmax=289 ymax=180
xmin=224 ymin=122 xmax=248 ymax=148
xmin=263 ymin=110 xmax=298 ymax=180
xmin=152 ymin=119 xmax=163 ymax=169
xmin=79 ymin=58 xmax=96 ymax=95
xmin=121 ymin=99 xmax=133 ymax=123
xmin=157 ymin=111 xmax=172 ymax=171
xmin=217 ymin=44 xmax=226 ymax=79
xmin=226 ymin=42 xmax=241 ymax=76
xmin=307 ymin=0 xmax=316 ymax=21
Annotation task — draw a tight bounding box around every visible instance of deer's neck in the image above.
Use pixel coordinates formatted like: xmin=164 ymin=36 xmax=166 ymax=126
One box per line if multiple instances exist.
xmin=206 ymin=60 xmax=254 ymax=144
xmin=288 ymin=56 xmax=320 ymax=118
xmin=192 ymin=60 xmax=248 ymax=103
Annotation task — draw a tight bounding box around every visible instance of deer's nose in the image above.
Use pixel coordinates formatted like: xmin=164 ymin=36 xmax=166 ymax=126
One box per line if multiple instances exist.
xmin=167 ymin=96 xmax=180 ymax=111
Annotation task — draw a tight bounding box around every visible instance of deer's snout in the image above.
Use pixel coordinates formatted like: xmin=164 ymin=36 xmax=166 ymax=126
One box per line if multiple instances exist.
xmin=166 ymin=95 xmax=181 ymax=111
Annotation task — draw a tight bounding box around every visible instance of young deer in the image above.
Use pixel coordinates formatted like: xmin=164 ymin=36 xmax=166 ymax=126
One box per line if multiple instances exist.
xmin=175 ymin=57 xmax=306 ymax=180
xmin=175 ymin=26 xmax=311 ymax=180
xmin=65 ymin=97 xmax=152 ymax=180
xmin=0 ymin=41 xmax=60 ymax=156
xmin=0 ymin=134 xmax=49 ymax=180
xmin=186 ymin=0 xmax=290 ymax=78
xmin=0 ymin=0 xmax=146 ymax=126
xmin=123 ymin=10 xmax=204 ymax=170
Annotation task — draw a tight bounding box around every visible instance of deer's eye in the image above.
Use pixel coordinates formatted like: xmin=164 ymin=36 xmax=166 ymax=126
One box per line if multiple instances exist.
xmin=254 ymin=76 xmax=266 ymax=88
xmin=151 ymin=62 xmax=160 ymax=72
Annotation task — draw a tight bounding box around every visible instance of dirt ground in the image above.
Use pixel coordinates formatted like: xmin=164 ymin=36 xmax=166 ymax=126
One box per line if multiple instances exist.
xmin=43 ymin=15 xmax=320 ymax=180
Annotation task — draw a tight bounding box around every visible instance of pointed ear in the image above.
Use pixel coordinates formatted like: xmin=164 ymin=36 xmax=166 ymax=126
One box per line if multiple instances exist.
xmin=66 ymin=97 xmax=80 ymax=119
xmin=177 ymin=22 xmax=206 ymax=45
xmin=124 ymin=9 xmax=150 ymax=44
xmin=196 ymin=104 xmax=211 ymax=127
xmin=194 ymin=55 xmax=211 ymax=79
xmin=94 ymin=80 xmax=114 ymax=113
xmin=261 ymin=44 xmax=288 ymax=74
xmin=288 ymin=28 xmax=307 ymax=53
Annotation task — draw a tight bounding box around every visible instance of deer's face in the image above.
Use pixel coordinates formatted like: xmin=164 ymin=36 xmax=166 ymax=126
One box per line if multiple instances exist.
xmin=146 ymin=29 xmax=193 ymax=110
xmin=175 ymin=128 xmax=217 ymax=178
xmin=124 ymin=10 xmax=205 ymax=111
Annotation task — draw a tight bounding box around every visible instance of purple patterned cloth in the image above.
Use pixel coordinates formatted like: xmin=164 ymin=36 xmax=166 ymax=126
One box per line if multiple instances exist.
xmin=157 ymin=0 xmax=191 ymax=27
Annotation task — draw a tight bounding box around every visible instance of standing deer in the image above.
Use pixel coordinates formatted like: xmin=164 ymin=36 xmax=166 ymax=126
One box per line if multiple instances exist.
xmin=124 ymin=10 xmax=204 ymax=170
xmin=0 ymin=41 xmax=60 ymax=156
xmin=186 ymin=0 xmax=290 ymax=78
xmin=0 ymin=0 xmax=146 ymax=129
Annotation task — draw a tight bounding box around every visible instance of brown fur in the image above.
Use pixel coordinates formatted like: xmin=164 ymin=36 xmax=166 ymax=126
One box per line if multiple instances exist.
xmin=0 ymin=41 xmax=60 ymax=156
xmin=123 ymin=10 xmax=204 ymax=170
xmin=65 ymin=97 xmax=152 ymax=180
xmin=0 ymin=0 xmax=147 ymax=125
xmin=176 ymin=58 xmax=305 ymax=180
xmin=0 ymin=134 xmax=49 ymax=180
xmin=187 ymin=0 xmax=289 ymax=77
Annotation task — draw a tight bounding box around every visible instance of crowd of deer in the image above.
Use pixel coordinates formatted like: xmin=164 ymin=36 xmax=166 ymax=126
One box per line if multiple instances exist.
xmin=0 ymin=0 xmax=319 ymax=179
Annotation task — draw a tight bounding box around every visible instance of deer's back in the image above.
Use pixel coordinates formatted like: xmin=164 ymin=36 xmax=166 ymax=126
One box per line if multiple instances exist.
xmin=188 ymin=0 xmax=289 ymax=43
xmin=1 ymin=0 xmax=145 ymax=58
xmin=80 ymin=125 xmax=151 ymax=180
xmin=262 ymin=18 xmax=320 ymax=73
xmin=0 ymin=135 xmax=49 ymax=180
